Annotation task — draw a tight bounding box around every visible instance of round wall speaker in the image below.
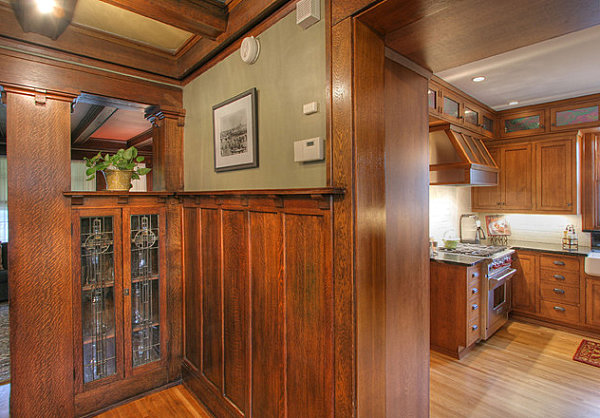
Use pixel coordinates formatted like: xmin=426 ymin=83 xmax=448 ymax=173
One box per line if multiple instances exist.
xmin=240 ymin=36 xmax=260 ymax=65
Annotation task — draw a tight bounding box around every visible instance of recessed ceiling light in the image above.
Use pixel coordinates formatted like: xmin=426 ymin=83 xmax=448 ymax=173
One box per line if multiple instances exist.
xmin=472 ymin=76 xmax=486 ymax=83
xmin=509 ymin=101 xmax=519 ymax=106
xmin=35 ymin=0 xmax=56 ymax=14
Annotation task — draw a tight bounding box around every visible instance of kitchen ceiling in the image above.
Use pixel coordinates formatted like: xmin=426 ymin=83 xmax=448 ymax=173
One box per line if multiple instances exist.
xmin=436 ymin=25 xmax=600 ymax=111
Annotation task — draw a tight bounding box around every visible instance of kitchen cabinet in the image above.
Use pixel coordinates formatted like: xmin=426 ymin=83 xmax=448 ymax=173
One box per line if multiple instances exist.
xmin=586 ymin=275 xmax=600 ymax=327
xmin=512 ymin=251 xmax=538 ymax=314
xmin=428 ymin=85 xmax=441 ymax=116
xmin=472 ymin=136 xmax=576 ymax=214
xmin=550 ymin=100 xmax=600 ymax=132
xmin=430 ymin=261 xmax=482 ymax=359
xmin=72 ymin=205 xmax=168 ymax=415
xmin=481 ymin=111 xmax=496 ymax=139
xmin=472 ymin=143 xmax=533 ymax=211
xmin=535 ymin=138 xmax=576 ymax=212
xmin=500 ymin=110 xmax=546 ymax=138
xmin=441 ymin=90 xmax=463 ymax=124
xmin=581 ymin=133 xmax=600 ymax=230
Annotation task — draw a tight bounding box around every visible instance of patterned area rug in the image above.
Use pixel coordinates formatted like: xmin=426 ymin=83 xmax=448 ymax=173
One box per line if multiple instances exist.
xmin=573 ymin=339 xmax=600 ymax=368
xmin=0 ymin=303 xmax=8 ymax=383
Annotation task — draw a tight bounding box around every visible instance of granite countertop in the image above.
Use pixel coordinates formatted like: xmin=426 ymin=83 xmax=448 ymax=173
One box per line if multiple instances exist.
xmin=430 ymin=252 xmax=486 ymax=266
xmin=508 ymin=240 xmax=591 ymax=257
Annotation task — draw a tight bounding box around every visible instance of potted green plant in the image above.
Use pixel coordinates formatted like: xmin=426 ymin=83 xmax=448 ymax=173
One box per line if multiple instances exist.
xmin=85 ymin=146 xmax=151 ymax=191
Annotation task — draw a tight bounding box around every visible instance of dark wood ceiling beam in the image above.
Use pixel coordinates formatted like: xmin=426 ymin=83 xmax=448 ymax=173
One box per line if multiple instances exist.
xmin=71 ymin=106 xmax=118 ymax=145
xmin=97 ymin=0 xmax=228 ymax=40
xmin=127 ymin=129 xmax=153 ymax=148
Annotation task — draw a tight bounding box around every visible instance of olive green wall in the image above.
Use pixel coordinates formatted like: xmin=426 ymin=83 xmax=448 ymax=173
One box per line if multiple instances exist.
xmin=183 ymin=7 xmax=326 ymax=190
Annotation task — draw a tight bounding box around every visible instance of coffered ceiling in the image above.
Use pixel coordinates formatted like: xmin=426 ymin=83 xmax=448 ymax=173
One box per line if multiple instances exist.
xmin=0 ymin=0 xmax=288 ymax=82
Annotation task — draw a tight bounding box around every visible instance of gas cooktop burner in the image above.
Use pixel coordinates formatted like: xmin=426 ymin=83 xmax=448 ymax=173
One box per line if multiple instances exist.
xmin=439 ymin=243 xmax=507 ymax=257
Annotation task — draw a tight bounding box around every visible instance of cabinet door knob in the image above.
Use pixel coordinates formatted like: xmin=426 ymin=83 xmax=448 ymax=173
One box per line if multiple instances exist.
xmin=472 ymin=304 xmax=479 ymax=310
xmin=472 ymin=288 xmax=479 ymax=294
xmin=553 ymin=288 xmax=565 ymax=294
xmin=471 ymin=325 xmax=479 ymax=331
xmin=554 ymin=306 xmax=566 ymax=312
xmin=567 ymin=203 xmax=572 ymax=207
xmin=124 ymin=288 xmax=130 ymax=296
xmin=553 ymin=260 xmax=566 ymax=266
xmin=553 ymin=274 xmax=565 ymax=280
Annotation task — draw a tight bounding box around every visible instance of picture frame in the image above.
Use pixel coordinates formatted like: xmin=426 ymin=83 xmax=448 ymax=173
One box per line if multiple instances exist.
xmin=212 ymin=88 xmax=258 ymax=172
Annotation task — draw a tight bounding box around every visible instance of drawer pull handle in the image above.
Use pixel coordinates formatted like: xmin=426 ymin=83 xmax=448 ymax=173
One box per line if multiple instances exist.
xmin=472 ymin=288 xmax=479 ymax=294
xmin=472 ymin=325 xmax=478 ymax=331
xmin=553 ymin=274 xmax=565 ymax=280
xmin=554 ymin=306 xmax=566 ymax=312
xmin=553 ymin=288 xmax=565 ymax=294
xmin=553 ymin=261 xmax=566 ymax=266
xmin=472 ymin=304 xmax=479 ymax=310
xmin=472 ymin=272 xmax=479 ymax=278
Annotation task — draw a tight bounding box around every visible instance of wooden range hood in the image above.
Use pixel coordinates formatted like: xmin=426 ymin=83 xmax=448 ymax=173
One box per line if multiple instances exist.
xmin=429 ymin=123 xmax=499 ymax=186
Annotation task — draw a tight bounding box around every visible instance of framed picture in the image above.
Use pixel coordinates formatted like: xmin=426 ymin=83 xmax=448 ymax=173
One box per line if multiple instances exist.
xmin=213 ymin=88 xmax=258 ymax=172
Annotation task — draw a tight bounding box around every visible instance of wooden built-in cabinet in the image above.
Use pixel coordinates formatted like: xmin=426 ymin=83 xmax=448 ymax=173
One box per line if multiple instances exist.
xmin=67 ymin=193 xmax=175 ymax=417
xmin=472 ymin=135 xmax=577 ymax=214
xmin=551 ymin=100 xmax=600 ymax=132
xmin=511 ymin=250 xmax=599 ymax=334
xmin=500 ymin=109 xmax=546 ymax=138
xmin=582 ymin=132 xmax=600 ymax=230
xmin=512 ymin=251 xmax=539 ymax=314
xmin=430 ymin=261 xmax=482 ymax=359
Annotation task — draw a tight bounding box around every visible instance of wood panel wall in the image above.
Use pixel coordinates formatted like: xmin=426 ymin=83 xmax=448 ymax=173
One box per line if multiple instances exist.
xmin=5 ymin=87 xmax=75 ymax=417
xmin=182 ymin=193 xmax=335 ymax=417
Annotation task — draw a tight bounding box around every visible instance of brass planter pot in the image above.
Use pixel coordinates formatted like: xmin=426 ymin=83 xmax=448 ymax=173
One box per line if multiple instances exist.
xmin=103 ymin=169 xmax=134 ymax=191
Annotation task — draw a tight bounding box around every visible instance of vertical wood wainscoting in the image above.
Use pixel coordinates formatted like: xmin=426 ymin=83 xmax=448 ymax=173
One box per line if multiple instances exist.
xmin=181 ymin=189 xmax=342 ymax=417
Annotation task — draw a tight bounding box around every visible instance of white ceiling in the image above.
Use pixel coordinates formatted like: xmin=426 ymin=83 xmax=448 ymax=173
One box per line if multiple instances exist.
xmin=436 ymin=25 xmax=600 ymax=111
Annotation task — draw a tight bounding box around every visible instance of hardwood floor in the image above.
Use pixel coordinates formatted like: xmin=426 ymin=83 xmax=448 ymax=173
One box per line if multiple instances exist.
xmin=431 ymin=320 xmax=600 ymax=418
xmin=97 ymin=385 xmax=212 ymax=417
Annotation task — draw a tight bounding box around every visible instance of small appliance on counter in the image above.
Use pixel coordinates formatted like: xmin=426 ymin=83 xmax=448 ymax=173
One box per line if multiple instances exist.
xmin=460 ymin=214 xmax=486 ymax=244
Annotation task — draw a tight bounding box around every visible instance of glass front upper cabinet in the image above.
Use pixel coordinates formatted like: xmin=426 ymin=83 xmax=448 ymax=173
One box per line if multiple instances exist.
xmin=130 ymin=213 xmax=161 ymax=368
xmin=500 ymin=110 xmax=545 ymax=137
xmin=551 ymin=102 xmax=600 ymax=131
xmin=463 ymin=106 xmax=480 ymax=128
xmin=80 ymin=216 xmax=117 ymax=384
xmin=482 ymin=114 xmax=495 ymax=137
xmin=443 ymin=96 xmax=460 ymax=120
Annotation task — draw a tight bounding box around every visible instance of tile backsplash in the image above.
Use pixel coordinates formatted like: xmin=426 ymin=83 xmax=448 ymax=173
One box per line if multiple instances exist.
xmin=429 ymin=186 xmax=591 ymax=247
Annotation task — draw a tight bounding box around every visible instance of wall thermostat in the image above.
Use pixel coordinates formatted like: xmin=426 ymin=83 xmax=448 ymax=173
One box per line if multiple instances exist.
xmin=240 ymin=36 xmax=260 ymax=64
xmin=294 ymin=137 xmax=324 ymax=162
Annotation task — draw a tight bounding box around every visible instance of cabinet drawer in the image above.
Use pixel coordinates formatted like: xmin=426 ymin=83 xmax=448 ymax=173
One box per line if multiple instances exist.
xmin=467 ymin=267 xmax=481 ymax=287
xmin=468 ymin=295 xmax=482 ymax=322
xmin=540 ymin=300 xmax=580 ymax=324
xmin=540 ymin=283 xmax=579 ymax=304
xmin=539 ymin=268 xmax=580 ymax=287
xmin=539 ymin=255 xmax=579 ymax=272
xmin=467 ymin=318 xmax=481 ymax=346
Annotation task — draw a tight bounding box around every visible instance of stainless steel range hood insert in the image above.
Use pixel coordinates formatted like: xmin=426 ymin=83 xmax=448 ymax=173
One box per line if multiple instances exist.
xmin=429 ymin=124 xmax=498 ymax=186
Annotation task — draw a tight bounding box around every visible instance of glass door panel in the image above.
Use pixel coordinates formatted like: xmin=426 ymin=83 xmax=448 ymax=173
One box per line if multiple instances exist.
xmin=130 ymin=214 xmax=161 ymax=368
xmin=80 ymin=216 xmax=117 ymax=384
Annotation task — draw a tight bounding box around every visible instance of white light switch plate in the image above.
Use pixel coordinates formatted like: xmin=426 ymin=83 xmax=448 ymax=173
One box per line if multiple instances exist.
xmin=303 ymin=101 xmax=319 ymax=115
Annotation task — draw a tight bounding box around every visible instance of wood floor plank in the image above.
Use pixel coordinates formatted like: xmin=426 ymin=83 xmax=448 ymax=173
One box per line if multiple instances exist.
xmin=96 ymin=385 xmax=213 ymax=418
xmin=431 ymin=320 xmax=600 ymax=418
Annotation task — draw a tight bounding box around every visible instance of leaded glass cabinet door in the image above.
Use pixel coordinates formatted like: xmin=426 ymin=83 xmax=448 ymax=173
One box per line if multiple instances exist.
xmin=73 ymin=209 xmax=124 ymax=391
xmin=123 ymin=207 xmax=167 ymax=375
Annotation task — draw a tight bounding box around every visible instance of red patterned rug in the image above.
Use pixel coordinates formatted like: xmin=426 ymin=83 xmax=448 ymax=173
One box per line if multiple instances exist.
xmin=573 ymin=339 xmax=600 ymax=368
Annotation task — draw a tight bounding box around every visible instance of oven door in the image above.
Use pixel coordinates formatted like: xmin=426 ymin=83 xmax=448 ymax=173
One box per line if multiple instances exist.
xmin=487 ymin=268 xmax=517 ymax=337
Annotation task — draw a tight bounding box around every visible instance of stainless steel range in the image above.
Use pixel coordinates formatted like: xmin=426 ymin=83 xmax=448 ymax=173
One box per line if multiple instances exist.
xmin=439 ymin=243 xmax=516 ymax=340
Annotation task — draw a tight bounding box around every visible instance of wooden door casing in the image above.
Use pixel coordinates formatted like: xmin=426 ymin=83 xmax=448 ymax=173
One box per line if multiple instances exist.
xmin=182 ymin=193 xmax=335 ymax=418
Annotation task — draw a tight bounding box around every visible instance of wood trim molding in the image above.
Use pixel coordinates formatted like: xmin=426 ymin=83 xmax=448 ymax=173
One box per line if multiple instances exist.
xmin=385 ymin=47 xmax=432 ymax=80
xmin=1 ymin=83 xmax=78 ymax=102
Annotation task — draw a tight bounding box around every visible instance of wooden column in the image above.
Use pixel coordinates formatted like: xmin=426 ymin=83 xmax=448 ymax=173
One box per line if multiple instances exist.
xmin=3 ymin=85 xmax=76 ymax=417
xmin=147 ymin=108 xmax=185 ymax=192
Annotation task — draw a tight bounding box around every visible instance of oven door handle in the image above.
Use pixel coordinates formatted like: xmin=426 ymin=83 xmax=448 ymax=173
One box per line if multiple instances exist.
xmin=489 ymin=268 xmax=517 ymax=285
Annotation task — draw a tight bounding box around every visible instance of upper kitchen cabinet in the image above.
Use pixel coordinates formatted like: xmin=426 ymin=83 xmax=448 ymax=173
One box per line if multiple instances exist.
xmin=550 ymin=100 xmax=600 ymax=132
xmin=441 ymin=90 xmax=463 ymax=124
xmin=535 ymin=137 xmax=577 ymax=213
xmin=428 ymin=85 xmax=442 ymax=116
xmin=472 ymin=143 xmax=533 ymax=211
xmin=582 ymin=133 xmax=600 ymax=231
xmin=500 ymin=110 xmax=546 ymax=138
xmin=473 ymin=135 xmax=577 ymax=214
xmin=481 ymin=111 xmax=496 ymax=139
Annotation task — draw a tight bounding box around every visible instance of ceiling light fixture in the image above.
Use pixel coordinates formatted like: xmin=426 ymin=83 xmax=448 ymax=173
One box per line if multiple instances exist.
xmin=35 ymin=0 xmax=56 ymax=14
xmin=472 ymin=76 xmax=486 ymax=83
xmin=508 ymin=101 xmax=519 ymax=106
